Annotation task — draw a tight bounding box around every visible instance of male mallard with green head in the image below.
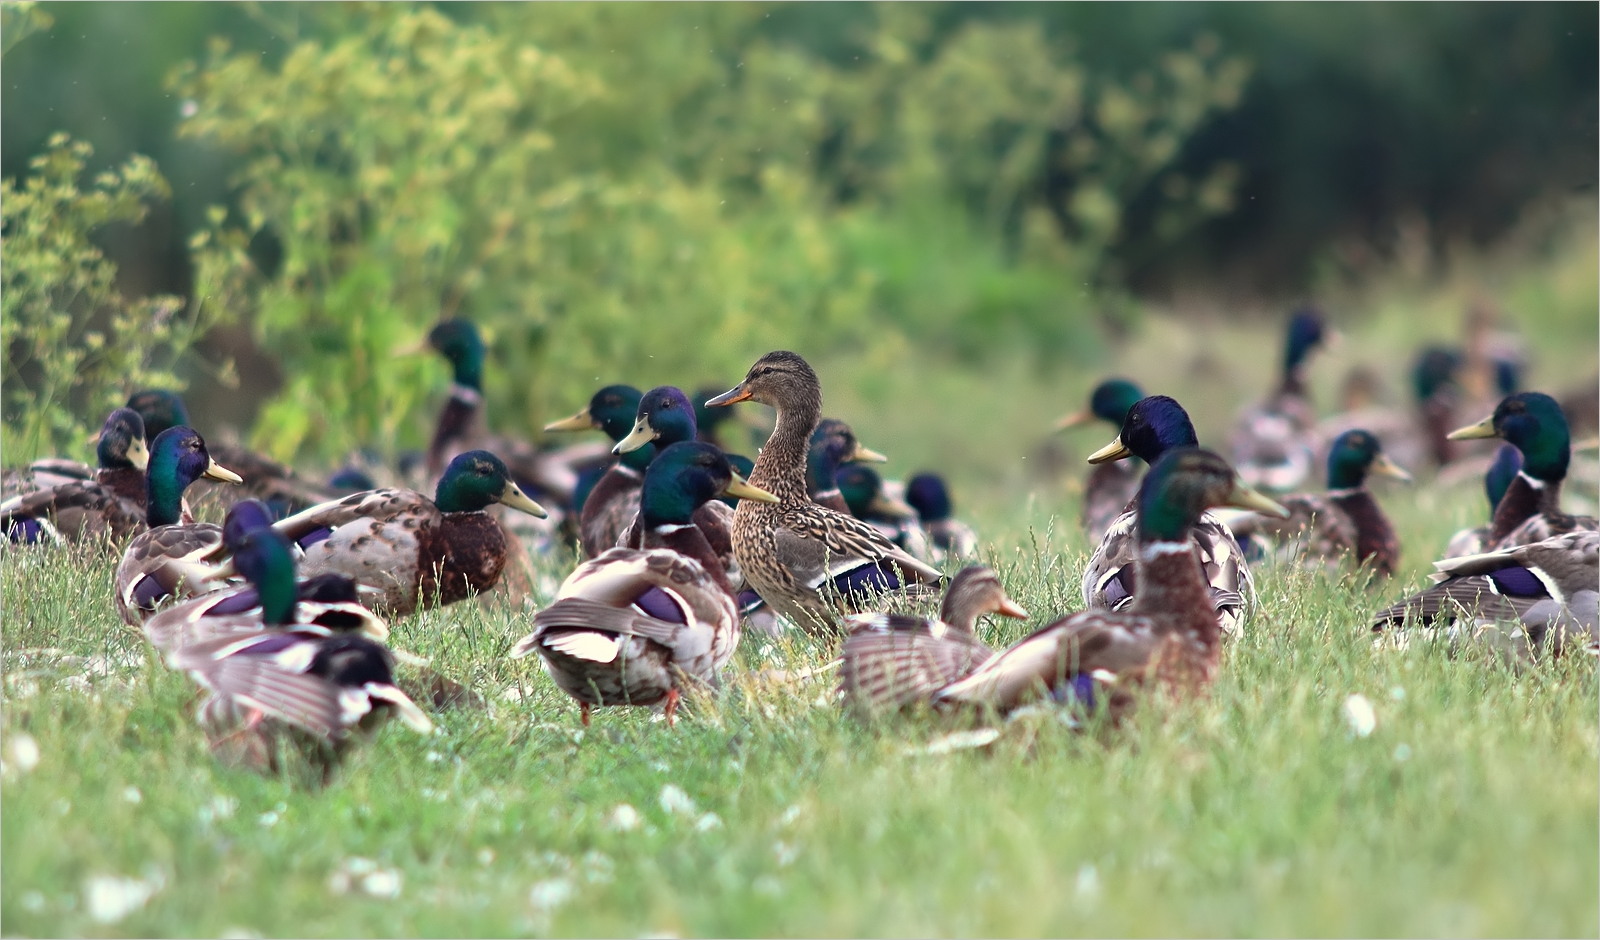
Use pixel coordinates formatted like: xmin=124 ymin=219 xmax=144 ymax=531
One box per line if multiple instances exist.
xmin=114 ymin=427 xmax=245 ymax=624
xmin=266 ymin=450 xmax=546 ymax=616
xmin=1444 ymin=392 xmax=1597 ymax=549
xmin=1230 ymin=307 xmax=1333 ymax=492
xmin=512 ymin=442 xmax=778 ymax=726
xmin=846 ymin=450 xmax=1285 ymax=720
xmin=905 ymin=473 xmax=980 ymax=563
xmin=2 ymin=408 xmax=150 ymax=545
xmin=707 ymin=351 xmax=944 ymax=634
xmin=835 ymin=462 xmax=930 ymax=561
xmin=546 ymin=384 xmax=653 ymax=558
xmin=1057 ymin=378 xmax=1146 ymax=541
xmin=1081 ymin=395 xmax=1257 ymax=638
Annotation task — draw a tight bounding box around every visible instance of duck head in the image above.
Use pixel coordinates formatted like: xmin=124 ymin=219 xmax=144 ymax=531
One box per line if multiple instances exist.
xmin=807 ymin=418 xmax=887 ymax=495
xmin=1326 ymin=430 xmax=1412 ymax=490
xmin=434 ymin=450 xmax=548 ymax=517
xmin=227 ymin=512 xmax=299 ymax=626
xmin=706 ymin=350 xmax=820 ymax=413
xmin=615 ymin=386 xmax=698 ymax=455
xmin=1138 ymin=449 xmax=1288 ymax=544
xmin=426 ymin=320 xmax=487 ymax=391
xmin=1411 ymin=346 xmax=1463 ymax=403
xmin=905 ymin=473 xmax=953 ymax=523
xmin=1284 ymin=306 xmax=1331 ymax=374
xmin=97 ymin=408 xmax=149 ymax=472
xmin=1448 ymin=392 xmax=1571 ymax=483
xmin=835 ymin=463 xmax=915 ymax=520
xmin=146 ymin=426 xmax=242 ymax=526
xmin=127 ymin=390 xmax=191 ymax=442
xmin=1087 ymin=395 xmax=1198 ymax=466
xmin=545 ymin=385 xmax=644 ymax=441
xmin=1056 ymin=378 xmax=1145 ymax=430
xmin=640 ymin=442 xmax=776 ymax=527
xmin=938 ymin=566 xmax=1028 ymax=634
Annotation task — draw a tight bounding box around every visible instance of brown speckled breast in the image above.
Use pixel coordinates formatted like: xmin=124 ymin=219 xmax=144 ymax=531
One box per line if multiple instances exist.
xmin=418 ymin=511 xmax=508 ymax=606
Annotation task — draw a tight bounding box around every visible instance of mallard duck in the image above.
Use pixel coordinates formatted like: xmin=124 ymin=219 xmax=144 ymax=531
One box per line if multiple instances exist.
xmin=1371 ymin=531 xmax=1597 ymax=661
xmin=904 ymin=473 xmax=979 ymax=563
xmin=261 ymin=450 xmax=546 ymax=617
xmin=113 ymin=427 xmax=245 ymax=624
xmin=1229 ymin=307 xmax=1333 ymax=492
xmin=143 ymin=499 xmax=389 ymax=652
xmin=835 ymin=462 xmax=930 ymax=561
xmin=1081 ymin=395 xmax=1257 ymax=638
xmin=545 ymin=384 xmax=654 ymax=558
xmin=838 ymin=565 xmax=1027 ymax=713
xmin=1410 ymin=346 xmax=1466 ymax=469
xmin=1219 ymin=429 xmax=1411 ymax=578
xmin=806 ymin=418 xmax=888 ymax=515
xmin=511 ymin=442 xmax=777 ymax=725
xmin=2 ymin=408 xmax=150 ymax=545
xmin=849 ymin=450 xmax=1285 ymax=719
xmin=1445 ymin=392 xmax=1597 ymax=549
xmin=1442 ymin=443 xmax=1523 ymax=559
xmin=706 ymin=351 xmax=944 ymax=635
xmin=1311 ymin=365 xmax=1429 ymax=478
xmin=1056 ymin=378 xmax=1146 ymax=541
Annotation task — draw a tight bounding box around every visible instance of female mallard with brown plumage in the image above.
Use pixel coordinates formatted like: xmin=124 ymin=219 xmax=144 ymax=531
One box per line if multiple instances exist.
xmin=113 ymin=426 xmax=245 ymax=624
xmin=1443 ymin=392 xmax=1597 ymax=550
xmin=1229 ymin=307 xmax=1333 ymax=492
xmin=706 ymin=351 xmax=945 ymax=635
xmin=1080 ymin=395 xmax=1258 ymax=638
xmin=2 ymin=408 xmax=150 ymax=545
xmin=1056 ymin=378 xmax=1146 ymax=542
xmin=839 ymin=565 xmax=1028 ymax=714
xmin=511 ymin=442 xmax=778 ymax=726
xmin=1219 ymin=429 xmax=1411 ymax=579
xmin=263 ymin=450 xmax=547 ymax=617
xmin=841 ymin=450 xmax=1285 ymax=720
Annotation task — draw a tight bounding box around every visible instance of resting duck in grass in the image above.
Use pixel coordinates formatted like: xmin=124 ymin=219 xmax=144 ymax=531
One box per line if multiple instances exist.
xmin=113 ymin=427 xmax=244 ymax=625
xmin=1443 ymin=444 xmax=1524 ymax=559
xmin=806 ymin=418 xmax=888 ymax=515
xmin=2 ymin=408 xmax=150 ymax=545
xmin=843 ymin=450 xmax=1285 ymax=720
xmin=1229 ymin=307 xmax=1334 ymax=492
xmin=263 ymin=450 xmax=546 ymax=617
xmin=1370 ymin=531 xmax=1597 ymax=662
xmin=839 ymin=565 xmax=1028 ymax=714
xmin=706 ymin=351 xmax=945 ymax=635
xmin=1081 ymin=395 xmax=1257 ymax=639
xmin=905 ymin=473 xmax=979 ymax=563
xmin=1057 ymin=378 xmax=1146 ymax=542
xmin=159 ymin=511 xmax=430 ymax=776
xmin=1443 ymin=392 xmax=1596 ymax=550
xmin=1219 ymin=429 xmax=1411 ymax=579
xmin=512 ymin=441 xmax=777 ymax=726
xmin=545 ymin=384 xmax=653 ymax=558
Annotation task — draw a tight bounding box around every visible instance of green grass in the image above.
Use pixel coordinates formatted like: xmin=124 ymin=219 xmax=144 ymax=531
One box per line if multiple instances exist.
xmin=3 ymin=476 xmax=1596 ymax=937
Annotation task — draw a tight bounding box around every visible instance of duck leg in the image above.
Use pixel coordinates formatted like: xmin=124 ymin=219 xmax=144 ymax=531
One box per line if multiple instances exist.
xmin=580 ymin=702 xmax=592 ymax=727
xmin=663 ymin=688 xmax=681 ymax=728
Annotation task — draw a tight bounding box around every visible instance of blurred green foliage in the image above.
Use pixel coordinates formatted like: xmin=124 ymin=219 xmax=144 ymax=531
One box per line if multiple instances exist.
xmin=165 ymin=4 xmax=1242 ymax=461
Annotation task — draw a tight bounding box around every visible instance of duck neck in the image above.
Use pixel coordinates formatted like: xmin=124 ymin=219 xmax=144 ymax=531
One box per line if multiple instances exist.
xmin=749 ymin=392 xmax=819 ymax=503
xmin=1129 ymin=538 xmax=1218 ymax=646
xmin=428 ymin=386 xmax=484 ymax=473
xmin=1489 ymin=471 xmax=1563 ymax=542
xmin=145 ymin=461 xmax=189 ymax=528
xmin=642 ymin=523 xmax=734 ymax=596
xmin=1329 ymin=490 xmax=1396 ymax=570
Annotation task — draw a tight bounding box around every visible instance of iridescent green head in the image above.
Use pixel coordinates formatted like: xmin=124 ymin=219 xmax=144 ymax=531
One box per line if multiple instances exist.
xmin=127 ymin=390 xmax=191 ymax=442
xmin=433 ymin=450 xmax=548 ymax=517
xmin=1326 ymin=430 xmax=1412 ymax=490
xmin=97 ymin=408 xmax=149 ymax=472
xmin=1090 ymin=379 xmax=1146 ymax=426
xmin=427 ymin=320 xmax=486 ymax=391
xmin=835 ymin=463 xmax=915 ymax=521
xmin=1410 ymin=346 xmax=1462 ymax=402
xmin=614 ymin=386 xmax=697 ymax=456
xmin=146 ymin=426 xmax=242 ymax=526
xmin=224 ymin=499 xmax=297 ymax=626
xmin=1448 ymin=392 xmax=1571 ymax=482
xmin=640 ymin=442 xmax=776 ymax=527
xmin=1137 ymin=449 xmax=1287 ymax=544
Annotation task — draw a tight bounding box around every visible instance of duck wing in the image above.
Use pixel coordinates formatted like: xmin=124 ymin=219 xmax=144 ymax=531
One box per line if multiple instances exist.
xmin=271 ymin=488 xmax=435 ymax=545
xmin=115 ymin=523 xmax=229 ymax=625
xmin=772 ymin=505 xmax=944 ymax=598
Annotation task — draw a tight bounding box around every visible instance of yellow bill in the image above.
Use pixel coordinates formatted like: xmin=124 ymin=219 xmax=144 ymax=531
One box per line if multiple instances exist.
xmin=1447 ymin=415 xmax=1498 ymax=441
xmin=204 ymin=459 xmax=244 ymax=484
xmin=1087 ymin=437 xmax=1133 ymax=464
xmin=851 ymin=442 xmax=888 ymax=463
xmin=1225 ymin=479 xmax=1289 ymax=518
xmin=612 ymin=415 xmax=657 ymax=455
xmin=126 ymin=437 xmax=150 ymax=471
xmin=498 ymin=481 xmax=549 ymax=518
xmin=1370 ymin=452 xmax=1412 ymax=482
xmin=724 ymin=473 xmax=779 ymax=503
xmin=1054 ymin=409 xmax=1094 ymax=431
xmin=544 ymin=408 xmax=598 ymax=432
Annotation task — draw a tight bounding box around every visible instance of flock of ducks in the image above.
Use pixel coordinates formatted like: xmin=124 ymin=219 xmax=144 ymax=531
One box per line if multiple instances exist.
xmin=1 ymin=308 xmax=1595 ymax=775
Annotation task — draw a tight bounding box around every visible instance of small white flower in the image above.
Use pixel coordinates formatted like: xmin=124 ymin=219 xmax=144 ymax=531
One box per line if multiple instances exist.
xmin=658 ymin=784 xmax=696 ymax=816
xmin=905 ymin=728 xmax=1000 ymax=756
xmin=199 ymin=795 xmax=237 ymax=825
xmin=529 ymin=877 xmax=575 ymax=912
xmin=4 ymin=733 xmax=40 ymax=775
xmin=477 ymin=848 xmax=496 ymax=866
xmin=122 ymin=786 xmax=142 ymax=804
xmin=1075 ymin=863 xmax=1101 ymax=898
xmin=581 ymin=851 xmax=615 ymax=884
xmin=1390 ymin=686 xmax=1406 ymax=701
xmin=1393 ymin=743 xmax=1412 ymax=762
xmin=607 ymin=804 xmax=641 ymax=832
xmin=425 ymin=751 xmax=443 ymax=763
xmin=1342 ymin=694 xmax=1377 ymax=738
xmin=343 ymin=857 xmax=378 ymax=875
xmin=84 ymin=875 xmax=157 ymax=924
xmin=258 ymin=811 xmax=279 ymax=828
xmin=779 ymin=804 xmax=803 ymax=827
xmin=695 ymin=812 xmax=723 ymax=832
xmin=652 ymin=760 xmax=670 ymax=773
xmin=773 ymin=841 xmax=799 ymax=866
xmin=20 ymin=890 xmax=45 ymax=912
xmin=179 ymin=99 xmax=199 ymax=118
xmin=361 ymin=870 xmax=402 ymax=899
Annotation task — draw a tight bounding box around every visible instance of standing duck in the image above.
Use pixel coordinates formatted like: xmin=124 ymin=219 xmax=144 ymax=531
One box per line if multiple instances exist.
xmin=2 ymin=408 xmax=150 ymax=545
xmin=265 ymin=450 xmax=547 ymax=616
xmin=1218 ymin=429 xmax=1411 ymax=579
xmin=114 ymin=427 xmax=245 ymax=624
xmin=1081 ymin=395 xmax=1258 ymax=638
xmin=1230 ymin=307 xmax=1333 ymax=492
xmin=545 ymin=385 xmax=653 ymax=558
xmin=904 ymin=473 xmax=980 ymax=563
xmin=706 ymin=351 xmax=945 ymax=635
xmin=1443 ymin=443 xmax=1524 ymax=559
xmin=1056 ymin=378 xmax=1146 ymax=541
xmin=839 ymin=565 xmax=1028 ymax=714
xmin=806 ymin=418 xmax=888 ymax=515
xmin=850 ymin=450 xmax=1285 ymax=719
xmin=511 ymin=442 xmax=778 ymax=726
xmin=1445 ymin=392 xmax=1597 ymax=549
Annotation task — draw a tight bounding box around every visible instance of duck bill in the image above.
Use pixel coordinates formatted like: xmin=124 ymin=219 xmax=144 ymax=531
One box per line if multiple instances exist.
xmin=203 ymin=459 xmax=244 ymax=484
xmin=704 ymin=382 xmax=753 ymax=407
xmin=498 ymin=481 xmax=549 ymax=518
xmin=544 ymin=407 xmax=598 ymax=432
xmin=1447 ymin=415 xmax=1498 ymax=441
xmin=1224 ymin=480 xmax=1289 ymax=518
xmin=367 ymin=684 xmax=435 ymax=734
xmin=127 ymin=438 xmax=150 ymax=472
xmin=1054 ymin=409 xmax=1093 ymax=431
xmin=1086 ymin=438 xmax=1133 ymax=465
xmin=996 ymin=597 xmax=1029 ymax=619
xmin=850 ymin=442 xmax=889 ymax=463
xmin=868 ymin=492 xmax=916 ymax=519
xmin=724 ymin=473 xmax=779 ymax=504
xmin=1370 ymin=452 xmax=1412 ymax=482
xmin=392 ymin=338 xmax=430 ymax=357
xmin=612 ymin=416 xmax=658 ymax=455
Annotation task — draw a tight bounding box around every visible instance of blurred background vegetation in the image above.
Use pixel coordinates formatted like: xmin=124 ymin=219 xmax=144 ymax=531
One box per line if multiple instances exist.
xmin=2 ymin=2 xmax=1595 ymax=465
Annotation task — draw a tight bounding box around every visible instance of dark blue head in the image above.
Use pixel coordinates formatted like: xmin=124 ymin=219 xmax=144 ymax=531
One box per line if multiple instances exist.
xmin=126 ymin=390 xmax=191 ymax=442
xmin=96 ymin=408 xmax=149 ymax=472
xmin=222 ymin=498 xmax=278 ymax=550
xmin=1411 ymin=346 xmax=1462 ymax=402
xmin=1284 ymin=307 xmax=1328 ymax=373
xmin=1492 ymin=357 xmax=1521 ymax=396
xmin=426 ymin=320 xmax=486 ymax=390
xmin=614 ymin=386 xmax=697 ymax=456
xmin=905 ymin=473 xmax=953 ymax=523
xmin=1090 ymin=395 xmax=1198 ymax=467
xmin=328 ymin=466 xmax=377 ymax=492
xmin=1485 ymin=442 xmax=1523 ymax=513
xmin=807 ymin=419 xmax=885 ymax=494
